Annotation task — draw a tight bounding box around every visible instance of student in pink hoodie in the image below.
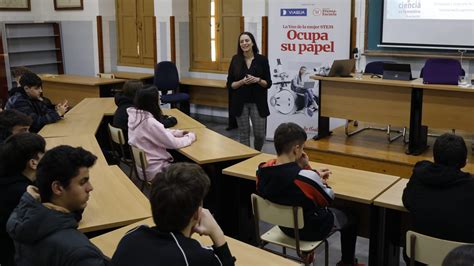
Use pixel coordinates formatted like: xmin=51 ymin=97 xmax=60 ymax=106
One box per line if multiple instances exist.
xmin=127 ymin=86 xmax=196 ymax=181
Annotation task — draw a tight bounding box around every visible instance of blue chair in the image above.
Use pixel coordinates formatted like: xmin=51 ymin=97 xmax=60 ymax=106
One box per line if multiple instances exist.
xmin=345 ymin=61 xmax=406 ymax=143
xmin=154 ymin=61 xmax=190 ymax=114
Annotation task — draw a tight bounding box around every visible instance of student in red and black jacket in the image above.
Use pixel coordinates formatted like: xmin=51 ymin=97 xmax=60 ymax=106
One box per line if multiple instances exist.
xmin=257 ymin=123 xmax=360 ymax=266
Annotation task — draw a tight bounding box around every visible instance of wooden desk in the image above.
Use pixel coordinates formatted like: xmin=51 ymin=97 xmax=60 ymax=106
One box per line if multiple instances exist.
xmin=311 ymin=75 xmax=474 ymax=155
xmin=65 ymin=97 xmax=117 ymax=117
xmin=111 ymin=71 xmax=154 ymax=82
xmin=45 ymin=136 xmax=151 ymax=232
xmin=411 ymin=79 xmax=474 ymax=133
xmin=40 ymin=74 xmax=126 ymax=106
xmin=90 ymin=218 xmax=298 ymax=265
xmin=178 ymin=127 xmax=260 ymax=164
xmin=39 ymin=113 xmax=103 ymax=138
xmin=223 ymin=153 xmax=401 ymax=204
xmin=180 ymin=77 xmax=227 ymax=108
xmin=374 ymin=179 xmax=408 ymax=212
xmin=67 ymin=98 xmax=205 ymax=129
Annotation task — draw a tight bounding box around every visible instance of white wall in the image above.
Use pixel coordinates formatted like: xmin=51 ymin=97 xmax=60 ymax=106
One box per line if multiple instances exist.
xmin=1 ymin=0 xmax=116 ymax=77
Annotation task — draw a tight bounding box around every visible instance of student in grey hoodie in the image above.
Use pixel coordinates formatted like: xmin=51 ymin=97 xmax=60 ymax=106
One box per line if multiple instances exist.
xmin=7 ymin=145 xmax=109 ymax=266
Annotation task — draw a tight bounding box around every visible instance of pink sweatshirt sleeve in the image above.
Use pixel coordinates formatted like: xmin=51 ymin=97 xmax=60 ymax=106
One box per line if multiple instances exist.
xmin=146 ymin=119 xmax=195 ymax=149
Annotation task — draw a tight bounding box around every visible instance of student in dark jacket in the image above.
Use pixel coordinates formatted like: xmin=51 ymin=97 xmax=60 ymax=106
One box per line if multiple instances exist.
xmin=5 ymin=72 xmax=68 ymax=133
xmin=10 ymin=67 xmax=55 ymax=110
xmin=403 ymin=133 xmax=474 ymax=243
xmin=7 ymin=145 xmax=109 ymax=266
xmin=114 ymin=81 xmax=177 ymax=143
xmin=113 ymin=80 xmax=143 ymax=142
xmin=226 ymin=32 xmax=272 ymax=151
xmin=0 ymin=133 xmax=45 ymax=266
xmin=256 ymin=123 xmax=359 ymax=266
xmin=111 ymin=163 xmax=235 ymax=266
xmin=0 ymin=109 xmax=32 ymax=144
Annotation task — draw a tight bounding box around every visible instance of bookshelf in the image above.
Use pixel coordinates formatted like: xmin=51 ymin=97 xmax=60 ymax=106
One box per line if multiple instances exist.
xmin=2 ymin=22 xmax=64 ymax=89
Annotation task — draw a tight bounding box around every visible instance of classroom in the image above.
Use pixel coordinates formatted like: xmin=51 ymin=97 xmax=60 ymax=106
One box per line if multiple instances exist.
xmin=1 ymin=0 xmax=473 ymax=265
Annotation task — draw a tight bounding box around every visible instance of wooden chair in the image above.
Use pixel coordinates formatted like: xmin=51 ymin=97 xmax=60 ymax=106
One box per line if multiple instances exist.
xmin=107 ymin=124 xmax=136 ymax=178
xmin=97 ymin=73 xmax=116 ymax=79
xmin=251 ymin=194 xmax=329 ymax=266
xmin=130 ymin=145 xmax=152 ymax=191
xmin=406 ymin=230 xmax=468 ymax=266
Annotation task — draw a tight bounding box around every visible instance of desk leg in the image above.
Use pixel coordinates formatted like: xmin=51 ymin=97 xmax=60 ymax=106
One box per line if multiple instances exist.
xmin=383 ymin=209 xmax=401 ymax=266
xmin=406 ymin=88 xmax=428 ymax=155
xmin=313 ymin=81 xmax=331 ymax=140
xmin=368 ymin=205 xmax=383 ymax=266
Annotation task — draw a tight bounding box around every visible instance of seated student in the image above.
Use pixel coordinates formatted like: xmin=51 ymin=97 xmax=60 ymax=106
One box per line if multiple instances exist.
xmin=113 ymin=80 xmax=144 ymax=142
xmin=5 ymin=72 xmax=68 ymax=133
xmin=127 ymin=86 xmax=195 ymax=181
xmin=111 ymin=162 xmax=235 ymax=266
xmin=443 ymin=245 xmax=474 ymax=266
xmin=10 ymin=67 xmax=55 ymax=109
xmin=256 ymin=122 xmax=359 ymax=266
xmin=7 ymin=145 xmax=109 ymax=266
xmin=403 ymin=133 xmax=474 ymax=243
xmin=0 ymin=109 xmax=32 ymax=144
xmin=0 ymin=133 xmax=45 ymax=266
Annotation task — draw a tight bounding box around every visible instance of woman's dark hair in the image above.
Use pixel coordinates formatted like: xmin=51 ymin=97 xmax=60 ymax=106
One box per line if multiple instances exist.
xmin=132 ymin=85 xmax=164 ymax=128
xmin=236 ymin=31 xmax=259 ymax=56
xmin=122 ymin=80 xmax=143 ymax=98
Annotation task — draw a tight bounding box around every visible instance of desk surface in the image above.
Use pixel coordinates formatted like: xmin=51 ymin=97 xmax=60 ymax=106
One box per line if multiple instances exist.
xmin=180 ymin=77 xmax=227 ymax=88
xmin=223 ymin=153 xmax=401 ymax=204
xmin=111 ymin=71 xmax=154 ymax=80
xmin=45 ymin=135 xmax=151 ymax=232
xmin=178 ymin=127 xmax=260 ymax=164
xmin=65 ymin=97 xmax=118 ymax=117
xmin=90 ymin=217 xmax=298 ymax=265
xmin=39 ymin=113 xmax=103 ymax=138
xmin=40 ymin=74 xmax=126 ymax=86
xmin=373 ymin=178 xmax=408 ymax=212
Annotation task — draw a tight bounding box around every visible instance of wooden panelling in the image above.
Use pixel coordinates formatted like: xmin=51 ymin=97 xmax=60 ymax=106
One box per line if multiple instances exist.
xmin=423 ymin=89 xmax=474 ymax=132
xmin=261 ymin=16 xmax=268 ymax=56
xmin=170 ymin=16 xmax=176 ymax=63
xmin=97 ymin=16 xmax=104 ymax=73
xmin=321 ymin=81 xmax=411 ymax=126
xmin=42 ymin=82 xmax=101 ymax=107
xmin=0 ymin=30 xmax=7 ymax=105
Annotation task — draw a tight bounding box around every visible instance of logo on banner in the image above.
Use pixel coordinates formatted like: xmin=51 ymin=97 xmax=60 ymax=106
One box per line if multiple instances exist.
xmin=312 ymin=8 xmax=337 ymax=16
xmin=397 ymin=0 xmax=421 ymax=15
xmin=281 ymin=8 xmax=307 ymax=16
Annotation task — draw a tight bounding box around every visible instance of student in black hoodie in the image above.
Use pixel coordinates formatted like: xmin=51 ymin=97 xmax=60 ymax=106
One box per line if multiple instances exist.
xmin=7 ymin=145 xmax=109 ymax=266
xmin=113 ymin=80 xmax=143 ymax=142
xmin=256 ymin=122 xmax=360 ymax=266
xmin=0 ymin=109 xmax=32 ymax=144
xmin=111 ymin=163 xmax=235 ymax=266
xmin=403 ymin=133 xmax=474 ymax=243
xmin=0 ymin=132 xmax=45 ymax=266
xmin=5 ymin=72 xmax=68 ymax=132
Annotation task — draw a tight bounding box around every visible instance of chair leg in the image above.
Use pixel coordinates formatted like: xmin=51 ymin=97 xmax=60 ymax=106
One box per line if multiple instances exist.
xmin=324 ymin=240 xmax=329 ymax=266
xmin=387 ymin=125 xmax=404 ymax=143
xmin=128 ymin=164 xmax=134 ymax=178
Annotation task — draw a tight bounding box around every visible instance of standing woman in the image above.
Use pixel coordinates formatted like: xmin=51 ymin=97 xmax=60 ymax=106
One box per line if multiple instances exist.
xmin=227 ymin=32 xmax=272 ymax=151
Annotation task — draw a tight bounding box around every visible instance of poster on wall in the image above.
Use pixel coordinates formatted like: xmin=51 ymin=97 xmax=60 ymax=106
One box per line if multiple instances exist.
xmin=266 ymin=0 xmax=351 ymax=139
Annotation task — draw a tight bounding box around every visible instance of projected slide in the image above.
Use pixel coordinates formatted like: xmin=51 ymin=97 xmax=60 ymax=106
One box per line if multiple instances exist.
xmin=386 ymin=0 xmax=474 ymax=20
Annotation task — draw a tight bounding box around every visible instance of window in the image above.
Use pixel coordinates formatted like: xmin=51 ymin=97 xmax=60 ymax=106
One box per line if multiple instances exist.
xmin=190 ymin=0 xmax=242 ymax=72
xmin=116 ymin=0 xmax=156 ymax=68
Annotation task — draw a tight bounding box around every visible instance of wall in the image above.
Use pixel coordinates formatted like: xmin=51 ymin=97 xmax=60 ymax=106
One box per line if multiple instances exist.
xmin=1 ymin=0 xmax=116 ymax=79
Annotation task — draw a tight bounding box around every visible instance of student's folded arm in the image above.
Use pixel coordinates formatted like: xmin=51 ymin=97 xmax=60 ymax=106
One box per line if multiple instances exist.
xmin=212 ymin=242 xmax=236 ymax=266
xmin=148 ymin=121 xmax=194 ymax=149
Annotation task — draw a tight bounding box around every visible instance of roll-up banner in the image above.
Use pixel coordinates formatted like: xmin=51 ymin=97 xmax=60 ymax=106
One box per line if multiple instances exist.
xmin=266 ymin=0 xmax=352 ymax=139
